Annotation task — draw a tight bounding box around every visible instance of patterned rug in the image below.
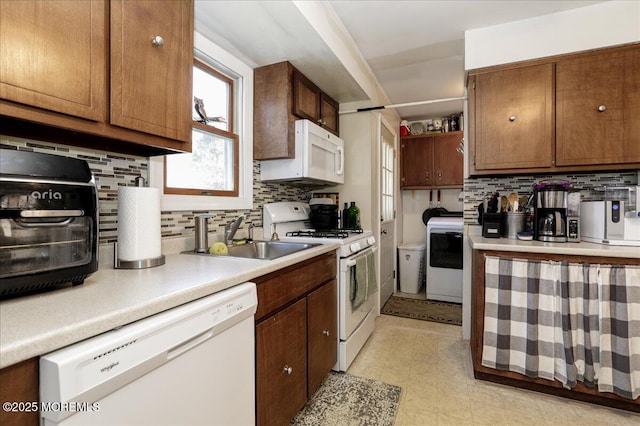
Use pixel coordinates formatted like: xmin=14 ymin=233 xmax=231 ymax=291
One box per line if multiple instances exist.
xmin=381 ymin=295 xmax=462 ymax=326
xmin=291 ymin=372 xmax=401 ymax=426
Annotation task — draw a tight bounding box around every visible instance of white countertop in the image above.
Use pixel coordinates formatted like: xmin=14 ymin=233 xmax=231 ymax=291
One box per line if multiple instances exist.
xmin=469 ymin=235 xmax=640 ymax=258
xmin=0 ymin=242 xmax=339 ymax=369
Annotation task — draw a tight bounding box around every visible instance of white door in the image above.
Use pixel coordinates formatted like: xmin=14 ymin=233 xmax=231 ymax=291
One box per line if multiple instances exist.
xmin=379 ymin=119 xmax=396 ymax=306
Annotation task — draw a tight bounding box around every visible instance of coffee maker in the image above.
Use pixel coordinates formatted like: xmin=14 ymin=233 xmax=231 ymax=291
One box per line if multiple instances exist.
xmin=534 ymin=181 xmax=569 ymax=242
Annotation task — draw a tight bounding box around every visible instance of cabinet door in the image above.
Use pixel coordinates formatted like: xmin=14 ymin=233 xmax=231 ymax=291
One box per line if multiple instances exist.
xmin=110 ymin=0 xmax=193 ymax=143
xmin=320 ymin=93 xmax=339 ymax=135
xmin=0 ymin=0 xmax=106 ymax=121
xmin=434 ymin=132 xmax=464 ymax=187
xmin=401 ymin=136 xmax=434 ymax=188
xmin=474 ymin=63 xmax=554 ymax=170
xmin=256 ymin=299 xmax=307 ymax=426
xmin=293 ymin=70 xmax=321 ymax=122
xmin=307 ymin=279 xmax=337 ymax=397
xmin=556 ymin=46 xmax=640 ymax=166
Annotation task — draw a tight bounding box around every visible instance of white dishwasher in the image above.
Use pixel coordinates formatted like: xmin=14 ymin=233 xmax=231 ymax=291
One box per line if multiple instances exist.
xmin=40 ymin=282 xmax=257 ymax=426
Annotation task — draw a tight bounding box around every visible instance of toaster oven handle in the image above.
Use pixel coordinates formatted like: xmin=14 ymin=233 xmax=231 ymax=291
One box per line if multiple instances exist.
xmin=20 ymin=209 xmax=84 ymax=218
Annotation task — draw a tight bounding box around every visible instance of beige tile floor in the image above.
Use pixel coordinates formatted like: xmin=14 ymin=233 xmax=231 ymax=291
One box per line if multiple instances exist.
xmin=347 ymin=314 xmax=640 ymax=426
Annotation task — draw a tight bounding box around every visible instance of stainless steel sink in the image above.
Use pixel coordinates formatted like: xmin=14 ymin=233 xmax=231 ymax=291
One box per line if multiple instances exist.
xmin=184 ymin=241 xmax=319 ymax=260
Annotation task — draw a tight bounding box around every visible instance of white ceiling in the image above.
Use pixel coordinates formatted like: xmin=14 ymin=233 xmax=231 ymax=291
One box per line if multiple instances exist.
xmin=195 ymin=0 xmax=607 ymax=121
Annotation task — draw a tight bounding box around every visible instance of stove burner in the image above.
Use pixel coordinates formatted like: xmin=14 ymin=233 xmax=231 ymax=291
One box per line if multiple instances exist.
xmin=286 ymin=229 xmax=362 ymax=239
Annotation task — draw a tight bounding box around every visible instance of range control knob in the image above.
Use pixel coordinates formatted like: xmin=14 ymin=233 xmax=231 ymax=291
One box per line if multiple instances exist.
xmin=367 ymin=237 xmax=375 ymax=245
xmin=350 ymin=242 xmax=361 ymax=253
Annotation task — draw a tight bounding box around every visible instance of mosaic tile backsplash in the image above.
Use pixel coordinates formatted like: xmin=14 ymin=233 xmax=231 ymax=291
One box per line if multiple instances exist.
xmin=463 ymin=171 xmax=639 ymax=224
xmin=1 ymin=136 xmax=312 ymax=244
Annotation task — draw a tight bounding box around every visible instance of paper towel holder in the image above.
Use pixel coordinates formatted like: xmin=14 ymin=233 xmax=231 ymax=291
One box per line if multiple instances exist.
xmin=114 ymin=176 xmax=165 ymax=269
xmin=114 ymin=241 xmax=166 ymax=269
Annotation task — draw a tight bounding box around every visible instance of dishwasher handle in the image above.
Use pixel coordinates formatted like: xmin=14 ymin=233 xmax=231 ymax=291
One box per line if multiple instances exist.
xmin=167 ymin=329 xmax=215 ymax=360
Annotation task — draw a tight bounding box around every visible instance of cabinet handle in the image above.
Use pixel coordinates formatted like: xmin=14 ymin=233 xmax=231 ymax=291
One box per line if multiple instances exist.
xmin=317 ymin=119 xmax=324 ymax=125
xmin=509 ymin=115 xmax=516 ymax=122
xmin=598 ymin=105 xmax=606 ymax=112
xmin=151 ymin=35 xmax=164 ymax=47
xmin=322 ymin=330 xmax=330 ymax=336
xmin=283 ymin=365 xmax=293 ymax=374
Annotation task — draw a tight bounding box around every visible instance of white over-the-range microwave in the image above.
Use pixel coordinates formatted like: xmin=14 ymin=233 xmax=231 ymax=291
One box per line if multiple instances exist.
xmin=260 ymin=119 xmax=345 ymax=185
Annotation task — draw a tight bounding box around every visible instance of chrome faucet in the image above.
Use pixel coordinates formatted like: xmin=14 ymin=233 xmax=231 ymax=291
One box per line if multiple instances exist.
xmin=225 ymin=214 xmax=247 ymax=245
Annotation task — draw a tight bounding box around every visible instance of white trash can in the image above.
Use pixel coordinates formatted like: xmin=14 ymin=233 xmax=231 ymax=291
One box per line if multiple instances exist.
xmin=398 ymin=243 xmax=425 ymax=294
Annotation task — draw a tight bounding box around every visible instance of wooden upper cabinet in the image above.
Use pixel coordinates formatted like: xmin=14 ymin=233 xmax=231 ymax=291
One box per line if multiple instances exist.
xmin=319 ymin=94 xmax=339 ymax=134
xmin=0 ymin=0 xmax=193 ymax=155
xmin=434 ymin=132 xmax=464 ymax=187
xmin=401 ymin=135 xmax=434 ymax=188
xmin=556 ymin=45 xmax=640 ymax=166
xmin=0 ymin=0 xmax=106 ymax=121
xmin=400 ymin=132 xmax=464 ymax=189
xmin=110 ymin=0 xmax=193 ymax=143
xmin=468 ymin=42 xmax=640 ymax=176
xmin=254 ymin=62 xmax=339 ymax=160
xmin=293 ymin=71 xmax=321 ymax=121
xmin=473 ymin=63 xmax=554 ymax=171
xmin=292 ymin=70 xmax=339 ymax=135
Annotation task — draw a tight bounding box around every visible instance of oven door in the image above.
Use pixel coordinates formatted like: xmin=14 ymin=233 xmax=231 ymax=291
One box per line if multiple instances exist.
xmin=0 ymin=216 xmax=94 ymax=278
xmin=339 ymin=246 xmax=376 ymax=340
xmin=428 ymin=230 xmax=463 ymax=269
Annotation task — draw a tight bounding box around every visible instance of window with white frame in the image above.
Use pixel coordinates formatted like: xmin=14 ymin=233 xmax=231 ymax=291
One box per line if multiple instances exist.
xmin=164 ymin=59 xmax=239 ymax=197
xmin=149 ymin=33 xmax=253 ymax=211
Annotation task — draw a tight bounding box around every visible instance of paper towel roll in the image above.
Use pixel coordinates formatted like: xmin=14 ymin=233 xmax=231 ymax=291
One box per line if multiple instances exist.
xmin=117 ymin=186 xmax=162 ymax=261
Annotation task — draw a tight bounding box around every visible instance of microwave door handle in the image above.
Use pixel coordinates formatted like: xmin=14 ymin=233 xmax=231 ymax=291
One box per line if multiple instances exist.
xmin=336 ymin=145 xmax=344 ymax=175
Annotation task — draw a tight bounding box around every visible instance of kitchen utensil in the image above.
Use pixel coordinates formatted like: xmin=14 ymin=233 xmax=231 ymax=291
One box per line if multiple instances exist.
xmin=429 ymin=190 xmax=433 ymax=208
xmin=437 ymin=190 xmax=442 ymax=207
xmin=508 ymin=192 xmax=518 ymax=211
xmin=519 ymin=195 xmax=529 ymax=211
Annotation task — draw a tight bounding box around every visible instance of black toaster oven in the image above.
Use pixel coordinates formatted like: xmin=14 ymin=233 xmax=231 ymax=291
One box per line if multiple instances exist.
xmin=0 ymin=149 xmax=99 ymax=297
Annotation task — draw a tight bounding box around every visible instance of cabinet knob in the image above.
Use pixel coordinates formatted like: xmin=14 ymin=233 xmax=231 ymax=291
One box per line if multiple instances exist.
xmin=283 ymin=365 xmax=293 ymax=374
xmin=322 ymin=330 xmax=330 ymax=336
xmin=317 ymin=119 xmax=324 ymax=125
xmin=151 ymin=35 xmax=165 ymax=47
xmin=598 ymin=105 xmax=606 ymax=112
xmin=509 ymin=115 xmax=516 ymax=122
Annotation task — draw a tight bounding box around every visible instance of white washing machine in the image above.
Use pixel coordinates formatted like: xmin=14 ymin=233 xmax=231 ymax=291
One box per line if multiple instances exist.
xmin=426 ymin=217 xmax=463 ymax=303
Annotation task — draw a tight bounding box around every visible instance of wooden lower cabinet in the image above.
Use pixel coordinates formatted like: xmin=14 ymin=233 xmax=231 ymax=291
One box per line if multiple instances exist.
xmin=255 ymin=252 xmax=338 ymax=426
xmin=471 ymin=250 xmax=640 ymax=412
xmin=307 ymin=279 xmax=338 ymax=397
xmin=256 ymin=299 xmax=308 ymax=426
xmin=0 ymin=358 xmax=39 ymax=426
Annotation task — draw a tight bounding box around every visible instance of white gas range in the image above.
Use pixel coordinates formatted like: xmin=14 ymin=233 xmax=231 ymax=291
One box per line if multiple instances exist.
xmin=263 ymin=202 xmax=377 ymax=371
